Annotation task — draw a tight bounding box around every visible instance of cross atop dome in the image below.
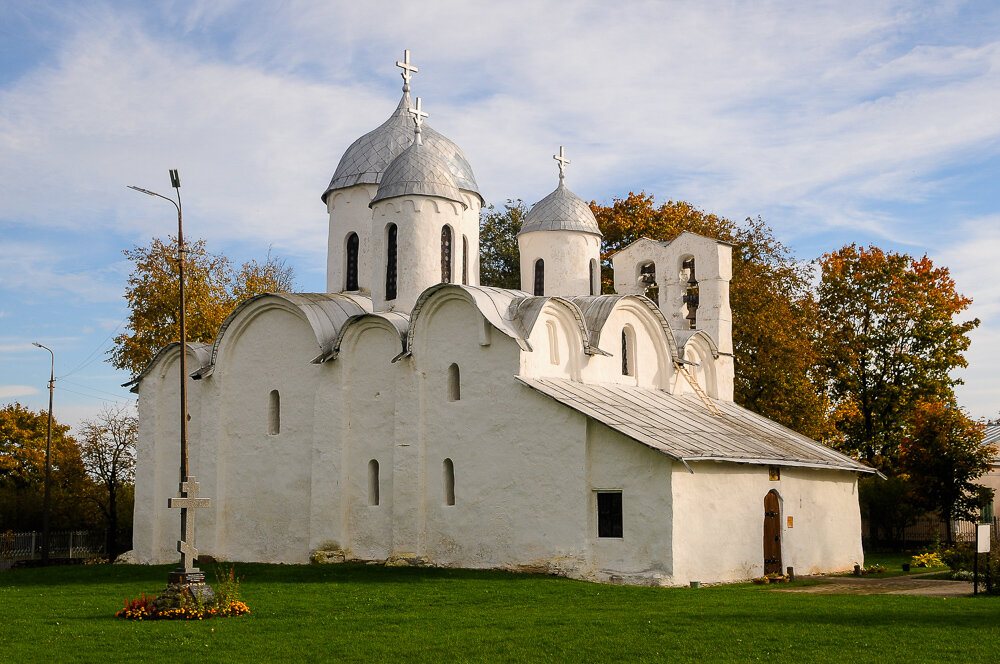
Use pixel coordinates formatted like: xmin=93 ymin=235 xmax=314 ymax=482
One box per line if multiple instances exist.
xmin=554 ymin=146 xmax=571 ymax=184
xmin=396 ymin=49 xmax=418 ymax=93
xmin=409 ymin=96 xmax=429 ymax=145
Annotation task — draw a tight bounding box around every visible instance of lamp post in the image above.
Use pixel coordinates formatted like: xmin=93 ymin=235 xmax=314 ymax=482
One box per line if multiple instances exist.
xmin=128 ymin=170 xmax=210 ymax=589
xmin=31 ymin=342 xmax=54 ymax=564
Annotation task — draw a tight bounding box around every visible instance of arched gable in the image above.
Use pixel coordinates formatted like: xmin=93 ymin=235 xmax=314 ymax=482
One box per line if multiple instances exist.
xmin=407 ymin=284 xmax=533 ymax=354
xmin=126 ymin=341 xmax=212 ymax=393
xmin=509 ymin=296 xmax=594 ymax=356
xmin=196 ymin=293 xmax=372 ymax=378
xmin=566 ymin=295 xmax=678 ymax=359
xmin=676 ymin=330 xmax=720 ymax=398
xmin=321 ymin=312 xmax=409 ymax=363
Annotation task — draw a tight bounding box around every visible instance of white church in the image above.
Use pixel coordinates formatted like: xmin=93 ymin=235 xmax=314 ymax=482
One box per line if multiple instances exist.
xmin=131 ymin=53 xmax=874 ymax=586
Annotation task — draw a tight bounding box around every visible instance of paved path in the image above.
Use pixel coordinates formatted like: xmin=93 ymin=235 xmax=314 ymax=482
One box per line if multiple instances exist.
xmin=777 ymin=573 xmax=974 ymax=597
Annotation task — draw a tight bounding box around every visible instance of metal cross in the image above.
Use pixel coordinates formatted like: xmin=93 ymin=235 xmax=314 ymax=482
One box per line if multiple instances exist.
xmin=554 ymin=146 xmax=571 ymax=183
xmin=396 ymin=49 xmax=418 ymax=92
xmin=409 ymin=96 xmax=429 ymax=144
xmin=168 ymin=476 xmax=211 ymax=573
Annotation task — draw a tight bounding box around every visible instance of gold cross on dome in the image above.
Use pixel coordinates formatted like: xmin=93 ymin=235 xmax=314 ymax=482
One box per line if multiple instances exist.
xmin=554 ymin=146 xmax=571 ymax=183
xmin=396 ymin=49 xmax=419 ymax=91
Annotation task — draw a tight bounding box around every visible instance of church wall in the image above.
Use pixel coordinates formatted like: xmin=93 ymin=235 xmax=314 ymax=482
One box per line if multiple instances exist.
xmin=326 ymin=184 xmax=377 ymax=294
xmin=670 ymin=462 xmax=862 ymax=583
xmin=211 ymin=307 xmax=319 ymax=563
xmin=459 ymin=193 xmax=481 ymax=286
xmin=518 ymin=230 xmax=601 ymax=296
xmin=578 ymin=304 xmax=673 ymax=390
xmin=585 ymin=420 xmax=673 ymax=584
xmin=411 ymin=295 xmax=591 ymax=571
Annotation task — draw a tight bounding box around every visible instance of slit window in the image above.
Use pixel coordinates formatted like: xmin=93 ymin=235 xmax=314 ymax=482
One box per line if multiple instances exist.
xmin=443 ymin=458 xmax=455 ymax=506
xmin=533 ymin=259 xmax=544 ymax=296
xmin=385 ymin=224 xmax=398 ymax=300
xmin=590 ymin=258 xmax=598 ymax=296
xmin=448 ymin=363 xmax=461 ymax=401
xmin=621 ymin=327 xmax=636 ymax=377
xmin=597 ymin=492 xmax=623 ymax=538
xmin=441 ymin=226 xmax=453 ymax=283
xmin=368 ymin=459 xmax=380 ymax=505
xmin=268 ymin=390 xmax=280 ymax=435
xmin=345 ymin=232 xmax=359 ymax=291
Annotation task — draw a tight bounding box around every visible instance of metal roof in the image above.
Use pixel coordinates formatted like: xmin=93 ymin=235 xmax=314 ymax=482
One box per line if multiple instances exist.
xmin=518 ymin=377 xmax=875 ymax=474
xmin=322 ymin=92 xmax=481 ymax=203
xmin=370 ymin=140 xmax=466 ymax=208
xmin=985 ymin=425 xmax=1000 ymax=461
xmin=123 ymin=341 xmax=212 ymax=392
xmin=518 ymin=182 xmax=602 ymax=236
xmin=566 ymin=295 xmax=679 ymax=358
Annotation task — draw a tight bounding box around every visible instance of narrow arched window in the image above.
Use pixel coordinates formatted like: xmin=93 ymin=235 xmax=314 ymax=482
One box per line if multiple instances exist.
xmin=368 ymin=459 xmax=380 ymax=506
xmin=443 ymin=458 xmax=455 ymax=506
xmin=345 ymin=232 xmax=359 ymax=291
xmin=589 ymin=259 xmax=597 ymax=296
xmin=441 ymin=226 xmax=453 ymax=283
xmin=533 ymin=259 xmax=545 ymax=296
xmin=448 ymin=363 xmax=461 ymax=401
xmin=546 ymin=321 xmax=559 ymax=365
xmin=385 ymin=224 xmax=398 ymax=300
xmin=621 ymin=327 xmax=636 ymax=377
xmin=462 ymin=235 xmax=469 ymax=285
xmin=268 ymin=390 xmax=280 ymax=435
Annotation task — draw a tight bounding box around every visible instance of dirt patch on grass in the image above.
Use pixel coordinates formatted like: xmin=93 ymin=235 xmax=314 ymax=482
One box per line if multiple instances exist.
xmin=778 ymin=573 xmax=974 ymax=597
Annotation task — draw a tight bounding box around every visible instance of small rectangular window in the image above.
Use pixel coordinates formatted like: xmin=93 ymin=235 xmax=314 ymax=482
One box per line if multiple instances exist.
xmin=597 ymin=491 xmax=623 ymax=538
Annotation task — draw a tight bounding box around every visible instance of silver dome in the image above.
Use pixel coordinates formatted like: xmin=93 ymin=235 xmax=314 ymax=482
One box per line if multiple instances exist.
xmin=370 ymin=140 xmax=466 ymax=208
xmin=518 ymin=182 xmax=602 ymax=236
xmin=322 ymin=92 xmax=481 ymax=203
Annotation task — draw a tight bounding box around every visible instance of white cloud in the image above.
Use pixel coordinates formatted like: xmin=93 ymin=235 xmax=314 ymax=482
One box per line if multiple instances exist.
xmin=0 ymin=385 xmax=39 ymax=398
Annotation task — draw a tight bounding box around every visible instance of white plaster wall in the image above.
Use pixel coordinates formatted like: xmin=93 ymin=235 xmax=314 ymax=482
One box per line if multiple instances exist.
xmin=578 ymin=302 xmax=674 ymax=390
xmin=326 ymin=184 xmax=377 ymax=294
xmin=369 ymin=197 xmax=466 ymax=312
xmin=670 ymin=462 xmax=862 ymax=583
xmin=211 ymin=305 xmax=320 ymax=563
xmin=586 ymin=420 xmax=673 ymax=583
xmin=459 ymin=192 xmax=481 ymax=286
xmin=518 ymin=230 xmax=601 ymax=296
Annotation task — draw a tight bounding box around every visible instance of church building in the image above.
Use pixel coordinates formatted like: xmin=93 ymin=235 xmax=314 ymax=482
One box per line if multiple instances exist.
xmin=130 ymin=53 xmax=873 ymax=586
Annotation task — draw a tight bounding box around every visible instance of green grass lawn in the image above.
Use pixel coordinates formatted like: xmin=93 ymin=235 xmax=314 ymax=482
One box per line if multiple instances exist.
xmin=1 ymin=562 xmax=997 ymax=663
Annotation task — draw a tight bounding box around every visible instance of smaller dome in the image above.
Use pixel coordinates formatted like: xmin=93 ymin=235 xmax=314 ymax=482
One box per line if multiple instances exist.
xmin=518 ymin=182 xmax=602 ymax=236
xmin=370 ymin=140 xmax=467 ymax=209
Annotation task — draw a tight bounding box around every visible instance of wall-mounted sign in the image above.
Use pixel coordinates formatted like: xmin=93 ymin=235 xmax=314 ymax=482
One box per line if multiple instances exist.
xmin=787 ymin=516 xmax=793 ymax=528
xmin=977 ymin=524 xmax=991 ymax=554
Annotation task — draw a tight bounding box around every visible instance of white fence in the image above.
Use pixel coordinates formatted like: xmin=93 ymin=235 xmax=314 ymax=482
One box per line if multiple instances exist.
xmin=0 ymin=530 xmax=105 ymax=566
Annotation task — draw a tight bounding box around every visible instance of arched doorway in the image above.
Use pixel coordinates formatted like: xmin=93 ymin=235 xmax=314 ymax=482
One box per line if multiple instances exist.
xmin=763 ymin=490 xmax=782 ymax=575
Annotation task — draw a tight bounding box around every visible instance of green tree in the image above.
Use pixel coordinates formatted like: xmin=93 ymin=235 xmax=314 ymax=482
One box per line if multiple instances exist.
xmin=110 ymin=237 xmax=296 ymax=377
xmin=817 ymin=245 xmax=980 ymax=470
xmin=0 ymin=402 xmax=98 ymax=532
xmin=899 ymin=400 xmax=995 ymax=544
xmin=78 ymin=404 xmax=137 ymax=561
xmin=479 ymin=200 xmax=526 ymax=290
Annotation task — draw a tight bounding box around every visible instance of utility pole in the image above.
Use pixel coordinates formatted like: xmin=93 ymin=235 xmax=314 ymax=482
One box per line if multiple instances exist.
xmin=31 ymin=342 xmax=54 ymax=564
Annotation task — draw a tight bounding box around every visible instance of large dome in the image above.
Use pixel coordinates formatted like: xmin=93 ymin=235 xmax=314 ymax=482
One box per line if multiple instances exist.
xmin=518 ymin=182 xmax=602 ymax=236
xmin=322 ymin=92 xmax=481 ymax=203
xmin=370 ymin=140 xmax=466 ymax=208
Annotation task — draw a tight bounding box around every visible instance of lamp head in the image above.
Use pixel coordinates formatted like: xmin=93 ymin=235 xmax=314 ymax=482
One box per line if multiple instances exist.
xmin=169 ymin=169 xmax=180 ymax=189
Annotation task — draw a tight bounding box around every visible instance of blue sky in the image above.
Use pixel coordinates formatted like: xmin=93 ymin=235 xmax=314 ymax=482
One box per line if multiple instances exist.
xmin=1 ymin=0 xmax=998 ymax=430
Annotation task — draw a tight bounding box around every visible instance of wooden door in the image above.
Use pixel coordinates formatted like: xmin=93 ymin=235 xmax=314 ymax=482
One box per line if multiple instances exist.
xmin=763 ymin=490 xmax=782 ymax=575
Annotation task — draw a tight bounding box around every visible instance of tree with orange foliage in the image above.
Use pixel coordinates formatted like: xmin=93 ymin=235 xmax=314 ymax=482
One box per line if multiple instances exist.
xmin=899 ymin=400 xmax=994 ymax=544
xmin=592 ymin=193 xmax=832 ymax=439
xmin=817 ymin=245 xmax=980 ymax=470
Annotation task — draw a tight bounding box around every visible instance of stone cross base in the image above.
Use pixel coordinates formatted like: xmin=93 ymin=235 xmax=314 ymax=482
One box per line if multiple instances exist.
xmin=169 ymin=569 xmax=205 ymax=584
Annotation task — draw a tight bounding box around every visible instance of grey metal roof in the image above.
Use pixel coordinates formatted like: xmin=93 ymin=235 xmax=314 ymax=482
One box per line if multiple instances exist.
xmin=322 ymin=92 xmax=481 ymax=203
xmin=518 ymin=182 xmax=602 ymax=236
xmin=408 ymin=284 xmax=534 ymax=352
xmin=985 ymin=425 xmax=1000 ymax=461
xmin=518 ymin=377 xmax=875 ymax=474
xmin=124 ymin=341 xmax=212 ymax=392
xmin=566 ymin=295 xmax=679 ymax=358
xmin=318 ymin=310 xmax=410 ymax=362
xmin=370 ymin=140 xmax=466 ymax=208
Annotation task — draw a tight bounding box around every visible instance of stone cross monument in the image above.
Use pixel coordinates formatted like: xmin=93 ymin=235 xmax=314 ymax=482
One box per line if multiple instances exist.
xmin=167 ymin=476 xmax=211 ymax=583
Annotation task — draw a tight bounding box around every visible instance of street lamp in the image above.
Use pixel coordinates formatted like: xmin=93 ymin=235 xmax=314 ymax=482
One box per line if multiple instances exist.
xmin=31 ymin=342 xmax=54 ymax=564
xmin=128 ymin=170 xmax=210 ymax=589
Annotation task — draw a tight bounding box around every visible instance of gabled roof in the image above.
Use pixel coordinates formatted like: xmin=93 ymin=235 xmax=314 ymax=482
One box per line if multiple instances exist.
xmin=985 ymin=425 xmax=1000 ymax=461
xmin=517 ymin=377 xmax=874 ymax=474
xmin=123 ymin=341 xmax=211 ymax=392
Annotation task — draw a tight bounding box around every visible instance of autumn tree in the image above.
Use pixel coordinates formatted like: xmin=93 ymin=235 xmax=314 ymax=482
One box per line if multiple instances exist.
xmin=592 ymin=193 xmax=832 ymax=439
xmin=79 ymin=404 xmax=137 ymax=560
xmin=0 ymin=402 xmax=98 ymax=532
xmin=817 ymin=245 xmax=980 ymax=470
xmin=899 ymin=400 xmax=994 ymax=544
xmin=479 ymin=200 xmax=526 ymax=290
xmin=109 ymin=237 xmax=296 ymax=376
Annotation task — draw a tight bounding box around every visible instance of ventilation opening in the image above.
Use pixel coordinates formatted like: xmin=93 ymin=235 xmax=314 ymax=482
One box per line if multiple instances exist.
xmin=368 ymin=459 xmax=380 ymax=506
xmin=441 ymin=226 xmax=453 ymax=283
xmin=448 ymin=363 xmax=461 ymax=401
xmin=268 ymin=390 xmax=280 ymax=435
xmin=385 ymin=223 xmax=398 ymax=300
xmin=533 ymin=259 xmax=544 ymax=296
xmin=682 ymin=257 xmax=698 ymax=329
xmin=443 ymin=458 xmax=455 ymax=506
xmin=597 ymin=491 xmax=623 ymax=538
xmin=345 ymin=232 xmax=359 ymax=291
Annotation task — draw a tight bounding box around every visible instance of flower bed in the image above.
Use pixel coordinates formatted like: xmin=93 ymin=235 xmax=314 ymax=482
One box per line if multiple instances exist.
xmin=116 ymin=566 xmax=250 ymax=621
